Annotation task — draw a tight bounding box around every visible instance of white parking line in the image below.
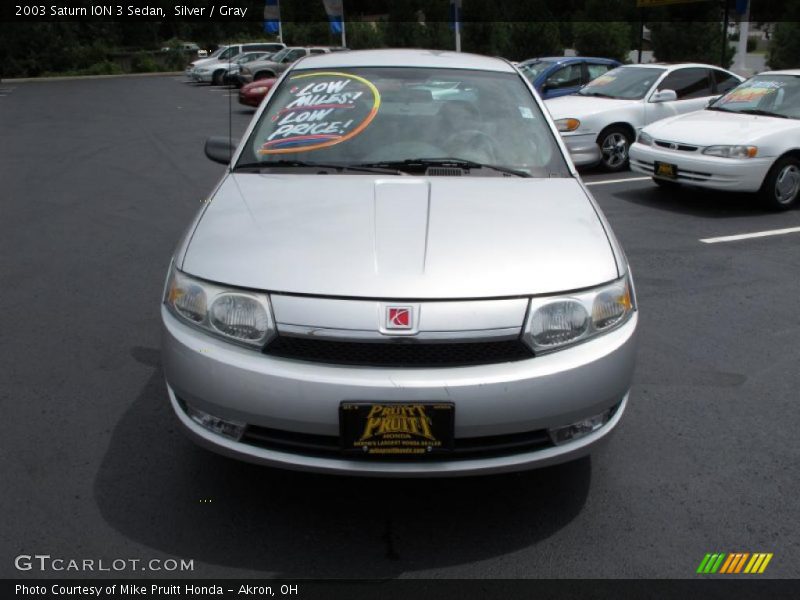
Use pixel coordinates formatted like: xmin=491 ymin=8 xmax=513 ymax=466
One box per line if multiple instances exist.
xmin=585 ymin=176 xmax=651 ymax=187
xmin=700 ymin=226 xmax=800 ymax=244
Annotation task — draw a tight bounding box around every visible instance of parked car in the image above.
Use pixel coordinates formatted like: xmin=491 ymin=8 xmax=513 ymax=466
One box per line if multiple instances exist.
xmin=238 ymin=77 xmax=277 ymax=107
xmin=185 ymin=42 xmax=286 ymax=81
xmin=630 ymin=70 xmax=800 ymax=210
xmin=518 ymin=56 xmax=621 ymax=99
xmin=221 ymin=52 xmax=275 ymax=86
xmin=162 ymin=49 xmax=638 ymax=477
xmin=545 ymin=63 xmax=744 ymax=171
xmin=191 ymin=51 xmax=272 ymax=85
xmin=236 ymin=46 xmax=347 ymax=86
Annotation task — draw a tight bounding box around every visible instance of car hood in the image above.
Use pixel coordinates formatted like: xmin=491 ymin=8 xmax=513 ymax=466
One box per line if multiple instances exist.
xmin=181 ymin=174 xmax=619 ymax=299
xmin=642 ymin=109 xmax=799 ymax=145
xmin=545 ymin=94 xmax=640 ymax=119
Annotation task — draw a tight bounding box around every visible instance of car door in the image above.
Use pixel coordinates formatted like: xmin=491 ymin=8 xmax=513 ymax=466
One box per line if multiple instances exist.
xmin=644 ymin=67 xmax=714 ymax=125
xmin=541 ymin=63 xmax=584 ymax=99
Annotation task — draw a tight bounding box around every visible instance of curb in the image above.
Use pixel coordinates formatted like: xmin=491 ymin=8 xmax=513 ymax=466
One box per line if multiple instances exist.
xmin=3 ymin=71 xmax=184 ymax=83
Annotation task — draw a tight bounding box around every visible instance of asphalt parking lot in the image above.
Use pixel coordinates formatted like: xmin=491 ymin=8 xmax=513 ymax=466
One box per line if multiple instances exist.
xmin=2 ymin=74 xmax=799 ymax=579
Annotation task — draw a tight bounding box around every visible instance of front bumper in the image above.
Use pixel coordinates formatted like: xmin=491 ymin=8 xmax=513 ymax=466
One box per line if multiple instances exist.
xmin=561 ymin=132 xmax=602 ymax=168
xmin=191 ymin=71 xmax=213 ymax=83
xmin=629 ymin=143 xmax=772 ymax=192
xmin=162 ymin=307 xmax=637 ymax=477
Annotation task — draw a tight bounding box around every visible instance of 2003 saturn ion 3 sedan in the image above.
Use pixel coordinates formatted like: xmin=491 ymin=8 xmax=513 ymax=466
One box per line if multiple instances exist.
xmin=162 ymin=49 xmax=638 ymax=477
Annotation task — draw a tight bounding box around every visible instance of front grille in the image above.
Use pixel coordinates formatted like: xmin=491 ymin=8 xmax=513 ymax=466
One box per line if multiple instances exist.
xmin=263 ymin=336 xmax=534 ymax=367
xmin=240 ymin=424 xmax=553 ymax=461
xmin=655 ymin=140 xmax=699 ymax=152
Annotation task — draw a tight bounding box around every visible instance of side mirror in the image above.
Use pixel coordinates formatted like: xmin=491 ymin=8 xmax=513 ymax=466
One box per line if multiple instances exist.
xmin=204 ymin=136 xmax=238 ymax=165
xmin=650 ymin=89 xmax=678 ymax=103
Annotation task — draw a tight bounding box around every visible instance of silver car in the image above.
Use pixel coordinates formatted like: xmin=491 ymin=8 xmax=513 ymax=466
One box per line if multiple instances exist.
xmin=162 ymin=49 xmax=638 ymax=477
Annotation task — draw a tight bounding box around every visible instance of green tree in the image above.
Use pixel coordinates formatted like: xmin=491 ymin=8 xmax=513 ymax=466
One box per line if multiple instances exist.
xmin=766 ymin=0 xmax=800 ymax=70
xmin=648 ymin=3 xmax=734 ymax=68
xmin=572 ymin=21 xmax=631 ymax=62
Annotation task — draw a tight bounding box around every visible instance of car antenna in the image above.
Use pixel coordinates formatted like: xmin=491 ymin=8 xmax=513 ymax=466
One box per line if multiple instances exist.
xmin=228 ymin=61 xmax=233 ymax=170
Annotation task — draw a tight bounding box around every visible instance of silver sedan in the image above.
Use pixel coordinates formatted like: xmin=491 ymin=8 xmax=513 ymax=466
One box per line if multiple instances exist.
xmin=162 ymin=49 xmax=638 ymax=477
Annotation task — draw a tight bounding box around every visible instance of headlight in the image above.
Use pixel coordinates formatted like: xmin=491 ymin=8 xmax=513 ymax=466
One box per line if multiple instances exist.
xmin=240 ymin=67 xmax=251 ymax=75
xmin=250 ymin=86 xmax=268 ymax=95
xmin=637 ymin=131 xmax=654 ymax=146
xmin=555 ymin=118 xmax=581 ymax=132
xmin=164 ymin=266 xmax=276 ymax=347
xmin=195 ymin=68 xmax=209 ymax=74
xmin=522 ymin=275 xmax=635 ymax=353
xmin=702 ymin=145 xmax=757 ymax=158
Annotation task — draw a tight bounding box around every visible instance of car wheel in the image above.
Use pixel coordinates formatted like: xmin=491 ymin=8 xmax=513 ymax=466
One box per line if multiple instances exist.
xmin=759 ymin=156 xmax=800 ymax=211
xmin=598 ymin=126 xmax=632 ymax=172
xmin=211 ymin=70 xmax=224 ymax=86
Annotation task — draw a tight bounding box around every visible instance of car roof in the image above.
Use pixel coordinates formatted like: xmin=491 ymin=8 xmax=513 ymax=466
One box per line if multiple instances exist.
xmin=758 ymin=69 xmax=800 ymax=76
xmin=520 ymin=56 xmax=619 ymax=65
xmin=295 ymin=48 xmax=516 ymax=72
xmin=620 ymin=62 xmax=733 ymax=72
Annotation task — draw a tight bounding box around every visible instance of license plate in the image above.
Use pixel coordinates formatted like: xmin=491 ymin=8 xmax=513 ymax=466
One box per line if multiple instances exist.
xmin=340 ymin=402 xmax=455 ymax=457
xmin=655 ymin=161 xmax=678 ymax=180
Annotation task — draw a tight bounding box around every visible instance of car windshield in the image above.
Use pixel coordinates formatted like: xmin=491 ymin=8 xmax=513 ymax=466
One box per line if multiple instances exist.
xmin=269 ymin=48 xmax=292 ymax=63
xmin=237 ymin=66 xmax=570 ymax=177
xmin=209 ymin=47 xmax=225 ymax=59
xmin=578 ymin=66 xmax=665 ymax=100
xmin=518 ymin=60 xmax=556 ymax=82
xmin=708 ymin=74 xmax=800 ymax=119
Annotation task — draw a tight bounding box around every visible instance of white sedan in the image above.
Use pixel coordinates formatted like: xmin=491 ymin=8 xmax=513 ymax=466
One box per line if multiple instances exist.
xmin=545 ymin=63 xmax=743 ymax=171
xmin=630 ymin=70 xmax=800 ymax=210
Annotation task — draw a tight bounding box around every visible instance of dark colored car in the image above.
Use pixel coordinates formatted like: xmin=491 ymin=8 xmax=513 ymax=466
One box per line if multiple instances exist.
xmin=238 ymin=78 xmax=278 ymax=107
xmin=517 ymin=56 xmax=621 ymax=99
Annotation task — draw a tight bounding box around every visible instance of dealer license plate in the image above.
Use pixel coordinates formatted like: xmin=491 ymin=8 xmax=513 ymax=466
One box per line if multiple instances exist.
xmin=340 ymin=402 xmax=455 ymax=457
xmin=654 ymin=161 xmax=678 ymax=180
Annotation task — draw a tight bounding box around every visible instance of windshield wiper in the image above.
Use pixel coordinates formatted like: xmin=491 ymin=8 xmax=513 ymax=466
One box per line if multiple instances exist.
xmin=578 ymin=91 xmax=618 ymax=98
xmin=737 ymin=108 xmax=789 ymax=119
xmin=233 ymin=160 xmax=404 ymax=175
xmin=706 ymin=105 xmax=736 ymax=113
xmin=354 ymin=158 xmax=532 ymax=178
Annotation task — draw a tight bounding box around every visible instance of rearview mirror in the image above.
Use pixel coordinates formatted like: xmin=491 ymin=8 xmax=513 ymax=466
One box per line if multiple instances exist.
xmin=204 ymin=136 xmax=238 ymax=165
xmin=650 ymin=89 xmax=677 ymax=103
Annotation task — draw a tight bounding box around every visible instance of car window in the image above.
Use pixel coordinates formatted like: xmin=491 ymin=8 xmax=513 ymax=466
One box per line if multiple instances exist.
xmin=284 ymin=49 xmax=307 ymax=62
xmin=586 ymin=63 xmax=614 ymax=80
xmin=710 ymin=74 xmax=800 ymax=119
xmin=659 ymin=68 xmax=713 ymax=99
xmin=239 ymin=66 xmax=571 ymax=177
xmin=309 ymin=49 xmax=326 ymax=55
xmin=518 ymin=60 xmax=557 ymax=83
xmin=220 ymin=47 xmax=240 ymax=60
xmin=545 ymin=64 xmax=582 ymax=89
xmin=712 ymin=70 xmax=741 ymax=94
xmin=578 ymin=66 xmax=666 ymax=100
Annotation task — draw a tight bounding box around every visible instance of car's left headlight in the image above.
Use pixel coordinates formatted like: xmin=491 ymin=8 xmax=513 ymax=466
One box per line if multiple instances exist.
xmin=555 ymin=118 xmax=581 ymax=132
xmin=637 ymin=131 xmax=654 ymax=146
xmin=164 ymin=266 xmax=276 ymax=348
xmin=702 ymin=145 xmax=758 ymax=158
xmin=522 ymin=275 xmax=635 ymax=353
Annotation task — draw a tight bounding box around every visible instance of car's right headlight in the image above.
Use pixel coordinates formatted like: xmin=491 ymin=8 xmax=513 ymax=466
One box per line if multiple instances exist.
xmin=555 ymin=118 xmax=581 ymax=132
xmin=249 ymin=86 xmax=268 ymax=95
xmin=637 ymin=131 xmax=654 ymax=146
xmin=522 ymin=274 xmax=635 ymax=354
xmin=164 ymin=266 xmax=276 ymax=348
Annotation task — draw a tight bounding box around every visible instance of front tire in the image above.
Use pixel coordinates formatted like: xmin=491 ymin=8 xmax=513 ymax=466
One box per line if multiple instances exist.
xmin=759 ymin=156 xmax=800 ymax=211
xmin=211 ymin=70 xmax=225 ymax=86
xmin=598 ymin=126 xmax=632 ymax=172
